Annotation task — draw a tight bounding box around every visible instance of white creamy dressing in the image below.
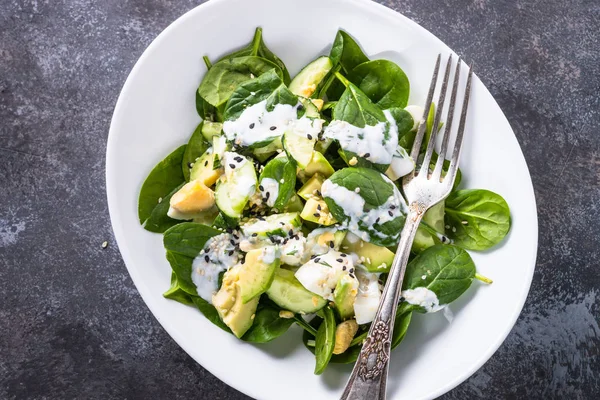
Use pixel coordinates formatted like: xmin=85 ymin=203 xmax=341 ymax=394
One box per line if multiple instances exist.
xmin=321 ymin=175 xmax=407 ymax=242
xmin=295 ymin=250 xmax=357 ymax=300
xmin=280 ymin=235 xmax=306 ymax=266
xmin=401 ymin=286 xmax=445 ymax=313
xmin=304 ymin=227 xmax=340 ymax=258
xmin=191 ymin=233 xmax=240 ymax=303
xmin=353 ymin=267 xmax=382 ymax=324
xmin=223 ymin=152 xmax=255 ymax=197
xmin=387 ymin=146 xmax=415 ymax=180
xmin=223 ymin=100 xmax=323 ymax=148
xmin=404 ymin=105 xmax=425 ymax=131
xmin=260 ymin=177 xmax=279 ymax=207
xmin=322 ymin=110 xmax=398 ymax=165
xmin=259 ymin=245 xmax=280 ymax=264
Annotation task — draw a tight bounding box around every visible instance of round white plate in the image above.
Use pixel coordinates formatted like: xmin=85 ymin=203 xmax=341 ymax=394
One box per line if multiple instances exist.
xmin=106 ymin=0 xmax=538 ymax=398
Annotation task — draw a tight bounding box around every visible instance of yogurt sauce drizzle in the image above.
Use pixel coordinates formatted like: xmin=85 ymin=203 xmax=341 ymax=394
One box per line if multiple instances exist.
xmin=223 ymin=100 xmax=322 ymax=148
xmin=401 ymin=287 xmax=445 ymax=313
xmin=260 ymin=178 xmax=279 ymax=207
xmin=322 ymin=110 xmax=398 ymax=165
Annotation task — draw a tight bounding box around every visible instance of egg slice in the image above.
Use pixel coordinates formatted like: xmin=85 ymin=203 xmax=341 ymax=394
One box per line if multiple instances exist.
xmin=295 ymin=250 xmax=356 ymax=300
xmin=353 ymin=267 xmax=382 ymax=324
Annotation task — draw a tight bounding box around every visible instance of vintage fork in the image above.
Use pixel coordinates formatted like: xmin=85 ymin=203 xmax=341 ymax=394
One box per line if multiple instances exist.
xmin=340 ymin=54 xmax=473 ymax=400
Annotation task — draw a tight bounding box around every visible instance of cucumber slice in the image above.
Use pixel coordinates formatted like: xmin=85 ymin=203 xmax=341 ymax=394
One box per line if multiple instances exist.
xmin=202 ymin=122 xmax=223 ymax=141
xmin=190 ymin=148 xmax=223 ymax=187
xmin=283 ymin=129 xmax=316 ymax=169
xmin=240 ymin=212 xmax=302 ymax=239
xmin=215 ymin=152 xmax=257 ymax=219
xmin=266 ymin=268 xmax=327 ymax=314
xmin=289 ymin=56 xmax=333 ymax=98
xmin=299 ymin=97 xmax=321 ymax=118
xmin=238 ymin=247 xmax=280 ymax=303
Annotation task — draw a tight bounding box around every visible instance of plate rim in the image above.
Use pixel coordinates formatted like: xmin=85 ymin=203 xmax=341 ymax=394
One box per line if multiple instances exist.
xmin=106 ymin=0 xmax=539 ymax=398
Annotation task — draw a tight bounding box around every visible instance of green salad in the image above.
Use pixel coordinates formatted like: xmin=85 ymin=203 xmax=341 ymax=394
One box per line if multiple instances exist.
xmin=138 ymin=28 xmax=511 ymax=374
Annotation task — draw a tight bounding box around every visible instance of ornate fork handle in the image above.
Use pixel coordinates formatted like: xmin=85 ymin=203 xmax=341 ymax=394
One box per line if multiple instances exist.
xmin=340 ymin=203 xmax=424 ymax=400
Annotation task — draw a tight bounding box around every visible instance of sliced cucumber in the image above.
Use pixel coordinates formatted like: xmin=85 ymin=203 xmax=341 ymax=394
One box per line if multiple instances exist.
xmin=212 ymin=135 xmax=229 ymax=170
xmin=283 ymin=129 xmax=316 ymax=169
xmin=238 ymin=248 xmax=280 ymax=303
xmin=299 ymin=97 xmax=321 ymax=118
xmin=289 ymin=56 xmax=333 ymax=98
xmin=215 ymin=152 xmax=257 ymax=219
xmin=240 ymin=212 xmax=302 ymax=239
xmin=266 ymin=268 xmax=327 ymax=314
xmin=202 ymin=122 xmax=223 ymax=141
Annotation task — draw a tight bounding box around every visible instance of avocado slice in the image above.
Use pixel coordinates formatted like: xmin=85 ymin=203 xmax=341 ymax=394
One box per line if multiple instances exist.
xmin=342 ymin=232 xmax=395 ymax=273
xmin=412 ymin=202 xmax=446 ymax=252
xmin=266 ymin=268 xmax=327 ymax=314
xmin=333 ymin=275 xmax=358 ymax=320
xmin=300 ymin=198 xmax=337 ymax=226
xmin=190 ymin=148 xmax=223 ymax=187
xmin=297 ymin=151 xmax=335 ymax=183
xmin=201 ymin=122 xmax=223 ymax=141
xmin=298 ymin=173 xmax=325 ymax=200
xmin=237 ymin=248 xmax=280 ymax=303
xmin=212 ymin=265 xmax=259 ymax=338
xmin=284 ymin=194 xmax=305 ymax=212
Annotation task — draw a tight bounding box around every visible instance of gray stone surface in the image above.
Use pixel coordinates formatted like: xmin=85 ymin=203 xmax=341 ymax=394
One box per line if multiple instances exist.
xmin=1 ymin=0 xmax=598 ymax=398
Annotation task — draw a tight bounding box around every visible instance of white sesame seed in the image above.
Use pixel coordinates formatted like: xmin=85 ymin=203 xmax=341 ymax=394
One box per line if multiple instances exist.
xmin=101 ymin=241 xmax=108 ymax=249
xmin=158 ymin=197 xmax=162 ymax=203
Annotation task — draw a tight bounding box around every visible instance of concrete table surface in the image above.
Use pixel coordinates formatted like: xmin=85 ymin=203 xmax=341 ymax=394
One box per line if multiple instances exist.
xmin=1 ymin=0 xmax=598 ymax=398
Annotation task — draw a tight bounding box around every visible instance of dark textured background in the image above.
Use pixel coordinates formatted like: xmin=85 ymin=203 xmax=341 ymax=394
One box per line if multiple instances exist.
xmin=1 ymin=0 xmax=599 ymax=399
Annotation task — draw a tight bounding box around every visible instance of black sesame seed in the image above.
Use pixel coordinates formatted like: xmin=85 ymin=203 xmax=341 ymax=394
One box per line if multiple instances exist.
xmin=390 ymin=205 xmax=396 ymax=210
xmin=307 ymin=134 xmax=313 ymax=140
xmin=204 ymin=160 xmax=208 ymax=166
xmin=341 ymin=253 xmax=347 ymax=257
xmin=230 ymin=239 xmax=235 ymax=245
xmin=297 ymin=104 xmax=304 ymax=111
xmin=283 ymin=238 xmax=289 ymax=245
xmin=229 ymin=164 xmax=236 ymax=169
xmin=342 ymin=266 xmax=347 ymax=271
xmin=226 ymin=228 xmax=233 ymax=233
xmin=288 ymin=229 xmax=294 ymax=236
xmin=279 ymin=222 xmax=285 ymax=226
xmin=270 ymin=126 xmax=277 ymax=131
xmin=229 ymin=250 xmax=234 ymax=256
xmin=234 ymin=156 xmax=243 ymax=162
xmin=249 ymin=123 xmax=255 ymax=129
xmin=317 ymin=204 xmax=321 ymax=211
xmin=349 ymin=268 xmax=354 ymax=273
xmin=399 ymin=296 xmax=405 ymax=303
xmin=259 ymin=185 xmax=264 ymax=191
xmin=265 ymin=192 xmax=270 ymax=199
xmin=350 ymin=274 xmax=355 ymax=279
xmin=204 ymin=255 xmax=209 ymax=262
xmin=258 ymin=216 xmax=265 ymax=221
xmin=364 ymin=153 xmax=370 ymax=158
xmin=329 ymin=241 xmax=334 ymax=248
xmin=336 ymin=258 xmax=343 ymax=263
xmin=313 ymin=213 xmax=320 ymax=218
xmin=314 ymin=258 xmax=321 ymax=263
xmin=233 ymin=234 xmax=239 ymax=239
xmin=311 ymin=255 xmax=316 ymax=259
xmin=316 ymin=190 xmax=322 ymax=197
xmin=188 ymin=162 xmax=193 ymax=168
xmin=388 ymin=210 xmax=394 ymax=217
xmin=293 ymin=234 xmax=299 ymax=240
xmin=375 ymin=217 xmax=380 ymax=224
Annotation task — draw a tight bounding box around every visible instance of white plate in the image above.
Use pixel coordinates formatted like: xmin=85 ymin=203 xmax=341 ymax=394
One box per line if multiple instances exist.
xmin=106 ymin=0 xmax=538 ymax=398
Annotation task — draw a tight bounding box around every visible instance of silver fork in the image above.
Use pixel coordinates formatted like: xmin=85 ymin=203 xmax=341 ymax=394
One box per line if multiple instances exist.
xmin=340 ymin=54 xmax=473 ymax=400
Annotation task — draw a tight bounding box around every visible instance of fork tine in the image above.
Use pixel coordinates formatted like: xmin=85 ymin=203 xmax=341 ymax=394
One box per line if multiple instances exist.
xmin=410 ymin=54 xmax=441 ymax=162
xmin=447 ymin=63 xmax=474 ymax=182
xmin=420 ymin=54 xmax=453 ymax=177
xmin=432 ymin=56 xmax=462 ymax=181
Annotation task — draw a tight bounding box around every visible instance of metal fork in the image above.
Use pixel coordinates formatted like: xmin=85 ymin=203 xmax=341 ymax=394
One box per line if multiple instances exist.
xmin=340 ymin=54 xmax=473 ymax=400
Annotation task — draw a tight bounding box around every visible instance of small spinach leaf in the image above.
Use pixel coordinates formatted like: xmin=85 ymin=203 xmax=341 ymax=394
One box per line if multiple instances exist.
xmin=391 ymin=310 xmax=413 ymax=349
xmin=445 ymin=189 xmax=511 ymax=251
xmin=350 ymin=60 xmax=410 ymax=109
xmin=198 ymin=56 xmax=283 ymax=108
xmin=330 ymin=30 xmax=369 ymax=74
xmin=138 ymin=145 xmax=186 ymax=224
xmin=259 ymin=156 xmax=297 ymax=209
xmin=224 ymin=69 xmax=297 ymax=121
xmin=333 ymin=80 xmax=386 ymax=128
xmin=165 ymin=250 xmax=197 ymax=296
xmin=386 ymin=107 xmax=414 ymax=140
xmin=191 ymin=296 xmax=232 ymax=333
xmin=143 ymin=182 xmax=185 ymax=233
xmin=163 ymin=272 xmax=195 ymax=306
xmin=182 ymin=123 xmax=210 ymax=181
xmin=403 ymin=244 xmax=476 ymax=309
xmin=314 ymin=306 xmax=336 ymax=375
xmin=163 ymin=222 xmax=222 ymax=258
xmin=242 ymin=306 xmax=295 ymax=343
xmin=196 ymin=91 xmax=219 ymax=122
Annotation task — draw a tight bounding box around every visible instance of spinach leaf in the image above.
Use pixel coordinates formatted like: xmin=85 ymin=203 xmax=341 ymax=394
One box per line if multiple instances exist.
xmin=330 ymin=30 xmax=369 ymax=75
xmin=191 ymin=296 xmax=232 ymax=333
xmin=314 ymin=306 xmax=336 ymax=375
xmin=333 ymin=79 xmax=386 ymax=128
xmin=403 ymin=244 xmax=476 ymax=309
xmin=143 ymin=182 xmax=185 ymax=233
xmin=445 ymin=189 xmax=511 ymax=250
xmin=350 ymin=60 xmax=410 ymax=109
xmin=224 ymin=69 xmax=297 ymax=121
xmin=330 ymin=344 xmax=361 ymax=364
xmin=163 ymin=222 xmax=221 ymax=258
xmin=182 ymin=123 xmax=210 ymax=181
xmin=163 ymin=272 xmax=195 ymax=306
xmin=242 ymin=306 xmax=295 ymax=343
xmin=138 ymin=145 xmax=186 ymax=224
xmin=198 ymin=56 xmax=283 ymax=108
xmin=165 ymin=251 xmax=197 ymax=296
xmin=391 ymin=310 xmax=412 ymax=349
xmin=196 ymin=91 xmax=219 ymax=122
xmin=259 ymin=156 xmax=297 ymax=209
xmin=386 ymin=107 xmax=414 ymax=140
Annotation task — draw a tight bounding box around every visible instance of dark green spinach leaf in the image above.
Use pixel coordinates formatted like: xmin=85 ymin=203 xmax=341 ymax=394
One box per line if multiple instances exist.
xmin=191 ymin=296 xmax=232 ymax=333
xmin=163 ymin=272 xmax=195 ymax=306
xmin=386 ymin=107 xmax=414 ymax=139
xmin=445 ymin=189 xmax=511 ymax=250
xmin=163 ymin=222 xmax=221 ymax=258
xmin=259 ymin=156 xmax=297 ymax=209
xmin=350 ymin=60 xmax=410 ymax=109
xmin=330 ymin=30 xmax=369 ymax=74
xmin=391 ymin=310 xmax=413 ymax=349
xmin=242 ymin=306 xmax=295 ymax=343
xmin=314 ymin=306 xmax=336 ymax=375
xmin=165 ymin=250 xmax=197 ymax=296
xmin=138 ymin=145 xmax=186 ymax=224
xmin=143 ymin=182 xmax=185 ymax=233
xmin=333 ymin=78 xmax=386 ymax=128
xmin=182 ymin=123 xmax=210 ymax=181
